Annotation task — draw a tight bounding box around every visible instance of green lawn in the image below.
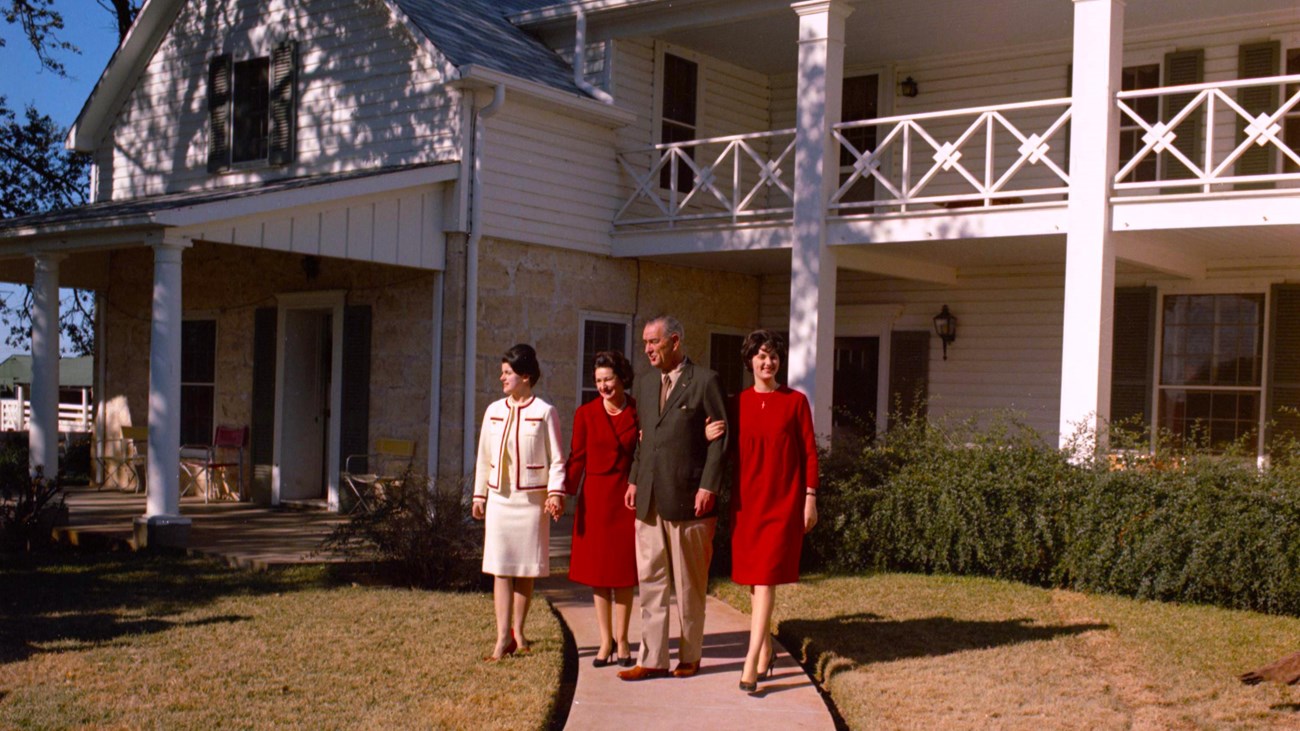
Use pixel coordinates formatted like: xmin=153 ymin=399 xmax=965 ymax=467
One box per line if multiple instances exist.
xmin=715 ymin=573 xmax=1300 ymax=730
xmin=0 ymin=553 xmax=563 ymax=730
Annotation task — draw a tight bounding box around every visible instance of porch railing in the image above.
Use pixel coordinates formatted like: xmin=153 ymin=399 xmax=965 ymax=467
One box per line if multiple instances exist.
xmin=614 ymin=129 xmax=796 ymax=227
xmin=830 ymin=98 xmax=1073 ymax=216
xmin=1114 ymin=73 xmax=1300 ymax=195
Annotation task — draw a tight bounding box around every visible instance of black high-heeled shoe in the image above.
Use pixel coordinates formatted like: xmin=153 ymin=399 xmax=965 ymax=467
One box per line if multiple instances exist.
xmin=592 ymin=637 xmax=616 ymax=667
xmin=738 ymin=678 xmax=758 ymax=693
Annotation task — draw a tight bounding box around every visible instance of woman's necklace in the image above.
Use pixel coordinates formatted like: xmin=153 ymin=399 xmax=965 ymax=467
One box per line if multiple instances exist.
xmin=604 ymin=396 xmax=627 ymax=415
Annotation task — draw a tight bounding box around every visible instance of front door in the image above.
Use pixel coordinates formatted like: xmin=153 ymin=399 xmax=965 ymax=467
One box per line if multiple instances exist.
xmin=279 ymin=309 xmax=332 ymax=501
xmin=833 ymin=336 xmax=879 ymax=442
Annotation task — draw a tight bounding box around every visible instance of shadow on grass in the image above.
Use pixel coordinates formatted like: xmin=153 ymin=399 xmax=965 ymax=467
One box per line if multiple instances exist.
xmin=781 ymin=612 xmax=1110 ymax=683
xmin=0 ymin=549 xmax=345 ymax=665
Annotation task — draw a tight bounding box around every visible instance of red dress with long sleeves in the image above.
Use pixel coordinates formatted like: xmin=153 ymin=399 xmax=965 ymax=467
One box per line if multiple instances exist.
xmin=730 ymin=386 xmax=819 ymax=586
xmin=564 ymin=396 xmax=639 ymax=588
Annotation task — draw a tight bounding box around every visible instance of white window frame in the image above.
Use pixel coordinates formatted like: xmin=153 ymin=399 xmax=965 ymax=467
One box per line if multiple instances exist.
xmin=1150 ymin=282 xmax=1274 ymax=457
xmin=652 ymin=43 xmax=706 ymax=194
xmin=576 ymin=311 xmax=634 ymax=405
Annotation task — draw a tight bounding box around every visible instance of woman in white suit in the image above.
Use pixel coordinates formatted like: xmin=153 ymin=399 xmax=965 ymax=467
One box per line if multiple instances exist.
xmin=471 ymin=343 xmax=566 ymax=661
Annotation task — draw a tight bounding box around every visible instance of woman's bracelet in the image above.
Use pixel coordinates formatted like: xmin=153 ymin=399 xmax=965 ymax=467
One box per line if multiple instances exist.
xmin=805 ymin=489 xmax=817 ymax=497
xmin=472 ymin=495 xmax=486 ymax=502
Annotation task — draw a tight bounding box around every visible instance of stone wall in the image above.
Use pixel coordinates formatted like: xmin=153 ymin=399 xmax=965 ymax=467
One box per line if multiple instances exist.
xmin=100 ymin=241 xmax=436 ymax=502
xmin=467 ymin=236 xmax=761 ymax=459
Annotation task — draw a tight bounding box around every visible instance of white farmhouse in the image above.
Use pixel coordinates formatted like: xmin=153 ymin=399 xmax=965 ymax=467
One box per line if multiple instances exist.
xmin=0 ymin=0 xmax=1297 ymax=546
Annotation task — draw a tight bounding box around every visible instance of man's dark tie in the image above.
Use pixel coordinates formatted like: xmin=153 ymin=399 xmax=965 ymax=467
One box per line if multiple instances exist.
xmin=660 ymin=373 xmax=671 ymax=411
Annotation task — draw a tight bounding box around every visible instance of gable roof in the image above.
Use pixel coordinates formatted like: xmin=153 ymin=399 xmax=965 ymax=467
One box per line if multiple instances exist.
xmin=69 ymin=0 xmax=589 ymax=152
xmin=0 ymin=355 xmax=95 ymax=390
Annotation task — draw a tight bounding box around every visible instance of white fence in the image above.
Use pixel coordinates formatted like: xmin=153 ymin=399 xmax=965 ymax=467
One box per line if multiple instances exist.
xmin=1 ymin=398 xmax=93 ymax=432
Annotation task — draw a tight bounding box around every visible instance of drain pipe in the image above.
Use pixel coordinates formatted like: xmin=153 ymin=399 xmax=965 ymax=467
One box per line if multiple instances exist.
xmin=463 ymin=83 xmax=505 ymax=476
xmin=574 ymin=7 xmax=614 ymax=104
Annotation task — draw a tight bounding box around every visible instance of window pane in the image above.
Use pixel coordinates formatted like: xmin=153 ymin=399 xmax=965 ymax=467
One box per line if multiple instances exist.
xmin=180 ymin=384 xmax=215 ymax=446
xmin=662 ymin=53 xmax=698 ymax=126
xmin=1119 ymin=63 xmax=1160 ymax=182
xmin=1161 ymin=294 xmax=1262 ymax=387
xmin=232 ymin=58 xmax=270 ymax=163
xmin=1158 ymin=388 xmax=1258 ymax=449
xmin=580 ymin=319 xmax=627 ymax=404
xmin=182 ymin=320 xmax=217 ymax=383
xmin=710 ymin=333 xmax=746 ymax=398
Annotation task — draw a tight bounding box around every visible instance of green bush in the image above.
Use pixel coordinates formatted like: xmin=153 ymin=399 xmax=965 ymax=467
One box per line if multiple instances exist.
xmin=324 ymin=473 xmax=483 ymax=590
xmin=0 ymin=463 xmax=68 ymax=552
xmin=810 ymin=412 xmax=1300 ymax=616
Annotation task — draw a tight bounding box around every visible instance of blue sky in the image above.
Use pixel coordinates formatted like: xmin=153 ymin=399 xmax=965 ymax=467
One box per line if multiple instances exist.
xmin=2 ymin=3 xmax=123 ymax=360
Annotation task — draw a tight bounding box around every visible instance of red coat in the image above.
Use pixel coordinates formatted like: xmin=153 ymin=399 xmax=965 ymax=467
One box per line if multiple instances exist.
xmin=564 ymin=397 xmax=639 ymax=588
xmin=729 ymin=386 xmax=819 ymax=586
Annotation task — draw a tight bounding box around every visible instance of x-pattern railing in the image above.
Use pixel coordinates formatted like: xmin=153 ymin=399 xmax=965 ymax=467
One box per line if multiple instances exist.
xmin=831 ymin=98 xmax=1073 ymax=214
xmin=1115 ymin=74 xmax=1300 ymax=193
xmin=615 ymin=129 xmax=796 ymax=226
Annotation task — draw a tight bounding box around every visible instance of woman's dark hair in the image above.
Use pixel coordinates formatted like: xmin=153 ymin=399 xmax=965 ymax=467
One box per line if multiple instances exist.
xmin=593 ymin=350 xmax=634 ymax=389
xmin=740 ymin=329 xmax=787 ymax=372
xmin=503 ymin=343 xmax=542 ymax=385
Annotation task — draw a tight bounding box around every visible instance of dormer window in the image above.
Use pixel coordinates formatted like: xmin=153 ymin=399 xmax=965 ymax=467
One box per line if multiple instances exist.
xmin=207 ymin=40 xmax=298 ymax=172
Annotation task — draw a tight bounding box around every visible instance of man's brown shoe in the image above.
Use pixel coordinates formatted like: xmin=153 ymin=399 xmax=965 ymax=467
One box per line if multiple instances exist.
xmin=618 ymin=665 xmax=670 ymax=681
xmin=672 ymin=661 xmax=699 ymax=678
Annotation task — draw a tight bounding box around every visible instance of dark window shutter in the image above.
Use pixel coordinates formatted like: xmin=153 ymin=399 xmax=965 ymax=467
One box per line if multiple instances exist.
xmin=269 ymin=40 xmax=298 ymax=166
xmin=1161 ymin=49 xmax=1204 ymax=182
xmin=1235 ymin=41 xmax=1281 ymax=187
xmin=1109 ymin=286 xmax=1156 ymax=436
xmin=340 ymin=305 xmax=372 ymax=472
xmin=888 ymin=330 xmax=930 ymax=429
xmin=207 ymin=54 xmax=233 ymax=173
xmin=251 ymin=307 xmax=277 ymax=464
xmin=1267 ymin=284 xmax=1300 ymax=446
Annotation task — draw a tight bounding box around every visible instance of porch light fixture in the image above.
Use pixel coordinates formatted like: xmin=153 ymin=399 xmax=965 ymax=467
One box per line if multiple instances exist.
xmin=898 ymin=76 xmax=918 ymax=98
xmin=933 ymin=304 xmax=957 ymax=360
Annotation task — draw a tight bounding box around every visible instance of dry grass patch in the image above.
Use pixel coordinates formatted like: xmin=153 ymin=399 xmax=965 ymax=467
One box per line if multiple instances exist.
xmin=0 ymin=553 xmax=563 ymax=730
xmin=714 ymin=573 xmax=1300 ymax=730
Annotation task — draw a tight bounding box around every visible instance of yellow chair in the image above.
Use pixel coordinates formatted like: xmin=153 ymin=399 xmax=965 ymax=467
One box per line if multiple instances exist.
xmin=341 ymin=438 xmax=416 ymax=514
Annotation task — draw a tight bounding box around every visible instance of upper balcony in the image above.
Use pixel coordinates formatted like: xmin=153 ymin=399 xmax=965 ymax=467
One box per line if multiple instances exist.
xmin=615 ymin=75 xmax=1300 ymax=242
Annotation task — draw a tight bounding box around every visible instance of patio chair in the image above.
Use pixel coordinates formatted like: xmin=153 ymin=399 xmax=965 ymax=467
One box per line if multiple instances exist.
xmin=180 ymin=425 xmax=248 ymax=502
xmin=341 ymin=438 xmax=417 ymax=514
xmin=99 ymin=425 xmax=149 ymax=493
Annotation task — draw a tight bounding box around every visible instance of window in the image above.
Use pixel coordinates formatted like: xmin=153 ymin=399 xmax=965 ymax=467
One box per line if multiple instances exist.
xmin=659 ymin=52 xmax=699 ymax=192
xmin=710 ymin=332 xmax=746 ymax=398
xmin=1157 ymin=294 xmax=1264 ymax=448
xmin=181 ymin=319 xmax=217 ymax=446
xmin=839 ymin=74 xmax=880 ymax=202
xmin=207 ymin=40 xmax=298 ymax=172
xmin=578 ymin=315 xmax=631 ymax=404
xmin=1118 ymin=64 xmax=1160 ymax=183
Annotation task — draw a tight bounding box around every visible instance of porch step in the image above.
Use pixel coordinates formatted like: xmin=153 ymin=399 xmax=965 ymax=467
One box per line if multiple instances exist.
xmin=279 ymin=499 xmax=331 ymax=513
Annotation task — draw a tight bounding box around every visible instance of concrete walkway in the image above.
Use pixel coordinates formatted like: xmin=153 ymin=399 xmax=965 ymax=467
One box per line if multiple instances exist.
xmin=541 ymin=575 xmax=835 ymax=730
xmin=57 ymin=487 xmax=837 ymax=729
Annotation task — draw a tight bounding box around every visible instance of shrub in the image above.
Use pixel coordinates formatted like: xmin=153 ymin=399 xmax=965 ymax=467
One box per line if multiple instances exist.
xmin=323 ymin=473 xmax=483 ymax=590
xmin=0 ymin=464 xmax=68 ymax=552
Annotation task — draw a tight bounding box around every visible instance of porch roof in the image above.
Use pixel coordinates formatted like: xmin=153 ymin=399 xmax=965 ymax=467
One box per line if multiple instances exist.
xmin=0 ymin=163 xmax=457 ymax=245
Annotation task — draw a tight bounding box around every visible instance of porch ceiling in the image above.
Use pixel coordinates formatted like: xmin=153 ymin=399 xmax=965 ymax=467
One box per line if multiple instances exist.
xmin=639 ymin=0 xmax=1293 ymax=76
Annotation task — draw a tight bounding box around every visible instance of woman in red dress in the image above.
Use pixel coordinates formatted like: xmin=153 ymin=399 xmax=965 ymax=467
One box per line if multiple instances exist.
xmin=728 ymin=330 xmax=819 ymax=693
xmin=564 ymin=351 xmax=639 ymax=667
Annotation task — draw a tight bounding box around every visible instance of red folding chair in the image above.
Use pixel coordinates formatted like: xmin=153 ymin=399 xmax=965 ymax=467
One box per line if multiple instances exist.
xmin=180 ymin=425 xmax=249 ymax=502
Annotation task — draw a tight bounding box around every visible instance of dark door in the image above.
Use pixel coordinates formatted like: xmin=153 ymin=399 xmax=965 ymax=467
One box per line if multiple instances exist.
xmin=833 ymin=337 xmax=879 ymax=441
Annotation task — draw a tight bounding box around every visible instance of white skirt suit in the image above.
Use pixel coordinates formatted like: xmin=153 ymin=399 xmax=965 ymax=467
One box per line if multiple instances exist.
xmin=473 ymin=395 xmax=566 ymax=577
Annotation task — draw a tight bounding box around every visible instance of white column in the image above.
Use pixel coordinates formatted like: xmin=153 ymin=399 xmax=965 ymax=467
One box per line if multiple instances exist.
xmin=30 ymin=253 xmax=64 ymax=478
xmin=135 ymin=238 xmax=191 ymax=547
xmin=1059 ymin=0 xmax=1124 ymax=449
xmin=788 ymin=0 xmax=851 ymax=440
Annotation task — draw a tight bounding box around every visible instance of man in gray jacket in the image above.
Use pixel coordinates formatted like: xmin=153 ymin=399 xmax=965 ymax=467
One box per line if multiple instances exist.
xmin=618 ymin=315 xmax=728 ymax=680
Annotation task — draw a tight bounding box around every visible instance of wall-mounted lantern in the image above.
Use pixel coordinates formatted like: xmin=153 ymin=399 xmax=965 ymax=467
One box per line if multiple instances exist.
xmin=933 ymin=304 xmax=957 ymax=360
xmin=898 ymin=76 xmax=919 ymax=98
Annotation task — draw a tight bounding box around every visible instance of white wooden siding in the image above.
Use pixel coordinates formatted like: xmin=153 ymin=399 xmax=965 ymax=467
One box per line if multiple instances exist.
xmin=760 ymin=267 xmax=1066 ymax=440
xmin=97 ymin=0 xmax=461 ymax=201
xmin=175 ymin=187 xmax=446 ymax=269
xmin=478 ymin=100 xmax=622 ymax=255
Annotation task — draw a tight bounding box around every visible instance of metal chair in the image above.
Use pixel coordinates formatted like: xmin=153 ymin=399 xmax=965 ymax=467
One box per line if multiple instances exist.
xmin=341 ymin=438 xmax=416 ymax=514
xmin=180 ymin=425 xmax=248 ymax=502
